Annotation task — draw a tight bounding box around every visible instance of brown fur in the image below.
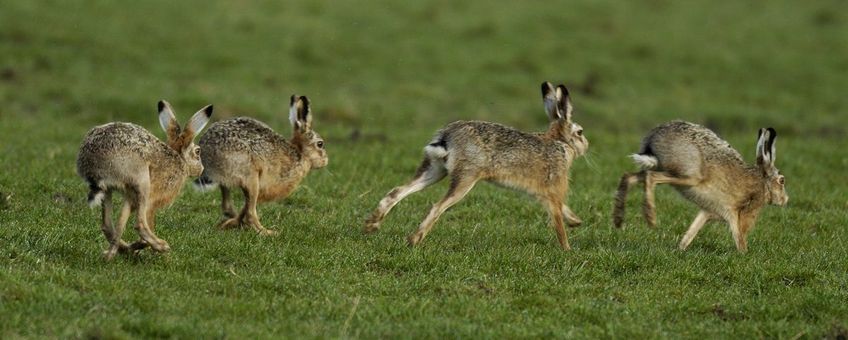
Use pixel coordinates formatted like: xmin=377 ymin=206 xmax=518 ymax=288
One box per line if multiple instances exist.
xmin=363 ymin=82 xmax=588 ymax=250
xmin=612 ymin=121 xmax=788 ymax=252
xmin=196 ymin=95 xmax=327 ymax=235
xmin=76 ymin=101 xmax=212 ymax=260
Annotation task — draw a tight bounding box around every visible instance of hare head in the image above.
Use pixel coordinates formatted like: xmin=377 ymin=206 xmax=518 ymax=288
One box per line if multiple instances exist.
xmin=289 ymin=95 xmax=328 ymax=169
xmin=756 ymin=127 xmax=787 ymax=206
xmin=541 ymin=82 xmax=588 ymax=156
xmin=158 ymin=100 xmax=213 ymax=177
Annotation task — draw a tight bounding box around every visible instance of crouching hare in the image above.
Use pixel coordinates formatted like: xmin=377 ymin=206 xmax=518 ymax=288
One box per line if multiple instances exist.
xmin=613 ymin=121 xmax=788 ymax=252
xmin=77 ymin=101 xmax=212 ymax=259
xmin=195 ymin=95 xmax=328 ymax=235
xmin=364 ymin=82 xmax=589 ymax=250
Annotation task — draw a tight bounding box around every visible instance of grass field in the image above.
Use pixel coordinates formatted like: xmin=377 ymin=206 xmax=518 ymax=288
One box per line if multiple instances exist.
xmin=1 ymin=0 xmax=847 ymax=338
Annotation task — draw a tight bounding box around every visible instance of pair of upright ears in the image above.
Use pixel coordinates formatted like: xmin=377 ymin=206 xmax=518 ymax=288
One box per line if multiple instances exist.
xmin=157 ymin=100 xmax=213 ymax=148
xmin=541 ymin=82 xmax=573 ymax=122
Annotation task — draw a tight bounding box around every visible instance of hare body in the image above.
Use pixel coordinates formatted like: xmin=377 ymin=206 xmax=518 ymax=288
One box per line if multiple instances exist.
xmin=364 ymin=82 xmax=588 ymax=249
xmin=196 ymin=95 xmax=327 ymax=235
xmin=77 ymin=101 xmax=212 ymax=260
xmin=613 ymin=120 xmax=788 ymax=252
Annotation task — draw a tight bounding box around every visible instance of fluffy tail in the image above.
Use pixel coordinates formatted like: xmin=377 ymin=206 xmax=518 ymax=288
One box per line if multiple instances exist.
xmin=193 ymin=175 xmax=218 ymax=192
xmin=86 ymin=180 xmax=106 ymax=208
xmin=630 ymin=154 xmax=658 ymax=170
xmin=423 ymin=134 xmax=449 ymax=160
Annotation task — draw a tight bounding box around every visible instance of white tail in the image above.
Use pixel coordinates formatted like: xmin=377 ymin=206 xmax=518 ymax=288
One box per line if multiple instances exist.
xmin=630 ymin=154 xmax=658 ymax=169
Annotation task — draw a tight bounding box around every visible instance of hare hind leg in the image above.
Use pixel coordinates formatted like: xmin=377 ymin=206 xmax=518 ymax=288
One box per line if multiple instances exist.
xmin=613 ymin=172 xmax=643 ymax=228
xmin=407 ymin=174 xmax=477 ymax=246
xmin=364 ymin=158 xmax=447 ymax=233
xmin=132 ymin=178 xmax=170 ymax=253
xmin=643 ymin=171 xmax=700 ymax=227
xmin=103 ymin=198 xmax=133 ymax=260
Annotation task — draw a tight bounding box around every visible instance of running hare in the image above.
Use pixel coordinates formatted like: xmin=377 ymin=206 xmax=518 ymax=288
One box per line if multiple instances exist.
xmin=364 ymin=82 xmax=589 ymax=250
xmin=77 ymin=101 xmax=213 ymax=259
xmin=195 ymin=95 xmax=327 ymax=235
xmin=613 ymin=121 xmax=788 ymax=252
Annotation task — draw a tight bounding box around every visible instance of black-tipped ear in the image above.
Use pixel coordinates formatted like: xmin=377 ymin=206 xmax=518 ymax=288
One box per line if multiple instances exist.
xmin=541 ymin=81 xmax=555 ymax=97
xmin=556 ymin=84 xmax=573 ymax=121
xmin=203 ymin=105 xmax=214 ymax=117
xmin=765 ymin=127 xmax=777 ymax=158
xmin=158 ymin=100 xmax=166 ymax=113
xmin=290 ymin=94 xmax=298 ymax=107
xmin=298 ymin=96 xmax=310 ymax=120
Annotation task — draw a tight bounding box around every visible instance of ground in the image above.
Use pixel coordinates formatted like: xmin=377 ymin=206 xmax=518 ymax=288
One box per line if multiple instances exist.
xmin=1 ymin=0 xmax=847 ymax=338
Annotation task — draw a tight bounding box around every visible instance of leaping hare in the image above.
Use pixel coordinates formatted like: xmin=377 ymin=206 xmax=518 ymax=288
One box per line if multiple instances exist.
xmin=612 ymin=121 xmax=788 ymax=252
xmin=195 ymin=95 xmax=328 ymax=235
xmin=77 ymin=101 xmax=213 ymax=259
xmin=363 ymin=82 xmax=589 ymax=250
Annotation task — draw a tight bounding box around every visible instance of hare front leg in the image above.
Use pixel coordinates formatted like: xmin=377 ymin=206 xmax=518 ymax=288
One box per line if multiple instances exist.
xmin=220 ymin=186 xmax=236 ymax=218
xmin=543 ymin=198 xmax=571 ymax=250
xmin=678 ymin=210 xmax=712 ymax=250
xmin=133 ymin=181 xmax=170 ymax=253
xmin=728 ymin=212 xmax=755 ymax=253
xmin=242 ymin=175 xmax=277 ymax=236
xmin=407 ymin=175 xmax=477 ymax=246
xmin=364 ymin=158 xmax=446 ymax=233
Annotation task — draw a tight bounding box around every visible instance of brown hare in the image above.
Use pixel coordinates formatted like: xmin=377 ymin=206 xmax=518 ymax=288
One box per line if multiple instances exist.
xmin=613 ymin=121 xmax=788 ymax=252
xmin=195 ymin=95 xmax=327 ymax=235
xmin=363 ymin=82 xmax=589 ymax=250
xmin=77 ymin=101 xmax=213 ymax=260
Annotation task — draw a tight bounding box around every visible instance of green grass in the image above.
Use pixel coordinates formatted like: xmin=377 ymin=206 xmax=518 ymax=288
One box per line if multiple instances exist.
xmin=2 ymin=0 xmax=847 ymax=338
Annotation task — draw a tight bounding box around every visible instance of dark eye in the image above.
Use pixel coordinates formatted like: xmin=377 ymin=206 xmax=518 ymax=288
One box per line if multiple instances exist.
xmin=316 ymin=141 xmax=324 ymax=149
xmin=576 ymin=130 xmax=583 ymax=136
xmin=778 ymin=177 xmax=785 ymax=185
xmin=194 ymin=148 xmax=201 ymax=156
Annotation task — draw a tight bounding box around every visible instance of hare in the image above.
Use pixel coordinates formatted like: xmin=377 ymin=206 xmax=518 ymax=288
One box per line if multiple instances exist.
xmin=195 ymin=95 xmax=327 ymax=235
xmin=77 ymin=101 xmax=213 ymax=260
xmin=363 ymin=82 xmax=589 ymax=250
xmin=612 ymin=121 xmax=788 ymax=252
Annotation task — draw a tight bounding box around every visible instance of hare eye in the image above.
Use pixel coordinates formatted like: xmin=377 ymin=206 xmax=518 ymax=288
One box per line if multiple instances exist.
xmin=778 ymin=177 xmax=785 ymax=185
xmin=316 ymin=141 xmax=324 ymax=149
xmin=576 ymin=130 xmax=583 ymax=136
xmin=194 ymin=148 xmax=201 ymax=156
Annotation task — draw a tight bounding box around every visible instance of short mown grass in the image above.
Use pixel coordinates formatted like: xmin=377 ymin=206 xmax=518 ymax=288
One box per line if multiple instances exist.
xmin=1 ymin=0 xmax=847 ymax=338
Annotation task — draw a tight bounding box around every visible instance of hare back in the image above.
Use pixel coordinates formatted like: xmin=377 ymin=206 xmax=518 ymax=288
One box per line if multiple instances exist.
xmin=199 ymin=117 xmax=299 ymax=186
xmin=437 ymin=121 xmax=572 ymax=186
xmin=641 ymin=120 xmax=745 ymax=179
xmin=77 ymin=123 xmax=180 ymax=186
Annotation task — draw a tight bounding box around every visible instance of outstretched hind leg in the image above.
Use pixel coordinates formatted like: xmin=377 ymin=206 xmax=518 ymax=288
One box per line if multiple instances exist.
xmin=678 ymin=210 xmax=713 ymax=250
xmin=543 ymin=198 xmax=571 ymax=250
xmin=613 ymin=172 xmax=642 ymax=228
xmin=364 ymin=158 xmax=447 ymax=233
xmin=407 ymin=173 xmax=477 ymax=246
xmin=643 ymin=171 xmax=700 ymax=227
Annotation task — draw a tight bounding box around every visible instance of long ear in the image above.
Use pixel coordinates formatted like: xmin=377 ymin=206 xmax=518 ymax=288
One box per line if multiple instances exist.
xmin=183 ymin=105 xmax=213 ymax=139
xmin=765 ymin=127 xmax=777 ymax=164
xmin=158 ymin=100 xmax=181 ymax=141
xmin=289 ymin=94 xmax=311 ymax=133
xmin=756 ymin=127 xmax=776 ymax=167
xmin=541 ymin=81 xmax=560 ymax=120
xmin=556 ymin=84 xmax=573 ymax=123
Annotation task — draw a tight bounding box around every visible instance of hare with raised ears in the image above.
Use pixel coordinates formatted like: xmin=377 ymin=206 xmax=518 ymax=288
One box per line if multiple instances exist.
xmin=77 ymin=101 xmax=213 ymax=260
xmin=612 ymin=121 xmax=788 ymax=252
xmin=195 ymin=95 xmax=327 ymax=235
xmin=363 ymin=82 xmax=589 ymax=250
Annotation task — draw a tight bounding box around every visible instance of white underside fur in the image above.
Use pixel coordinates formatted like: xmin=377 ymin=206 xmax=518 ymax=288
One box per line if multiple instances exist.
xmin=630 ymin=154 xmax=658 ymax=169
